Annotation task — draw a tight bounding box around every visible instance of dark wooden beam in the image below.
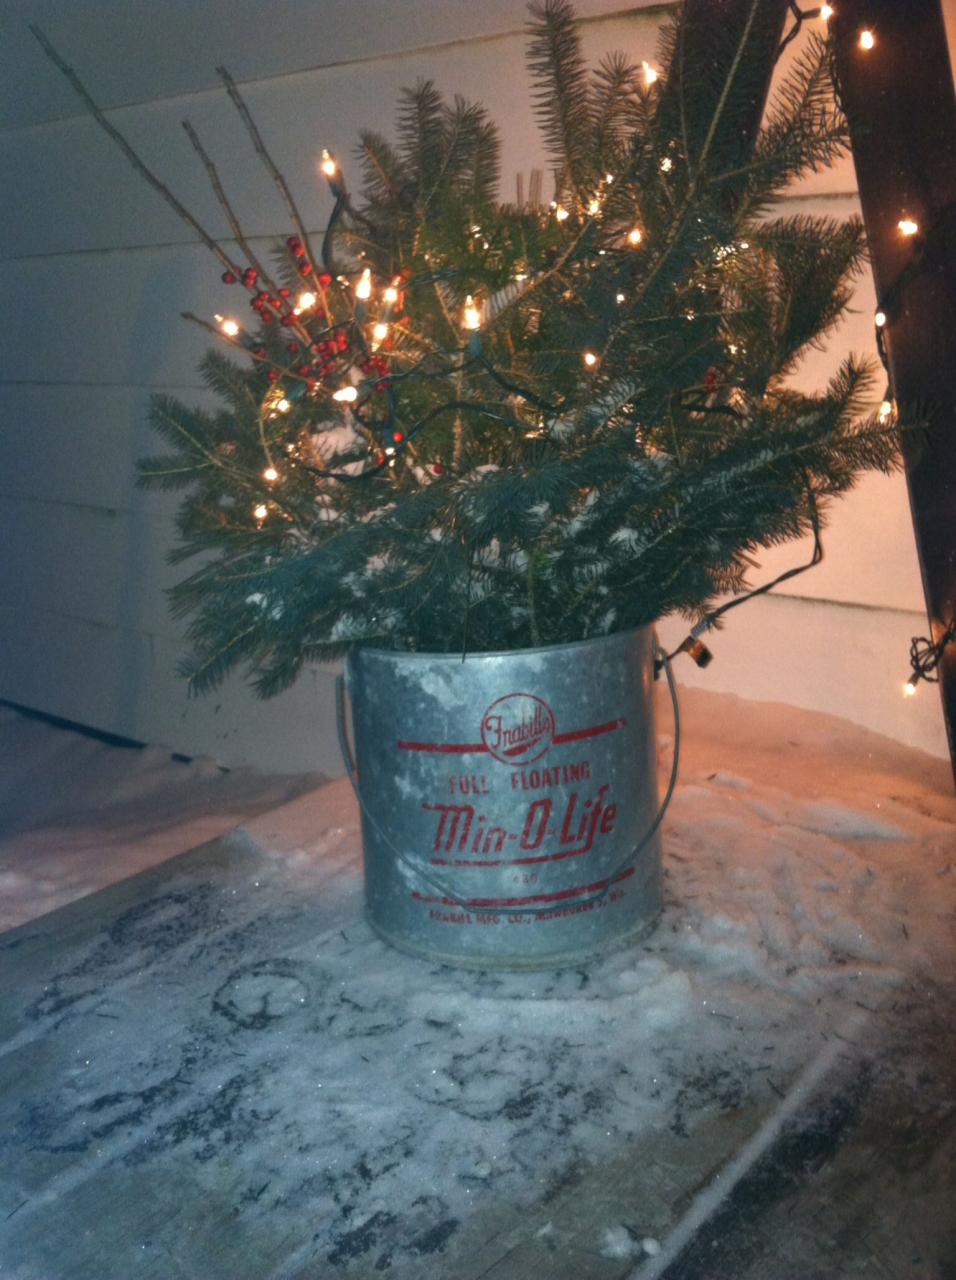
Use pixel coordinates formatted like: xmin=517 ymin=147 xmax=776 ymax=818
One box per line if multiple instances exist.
xmin=832 ymin=0 xmax=956 ymax=783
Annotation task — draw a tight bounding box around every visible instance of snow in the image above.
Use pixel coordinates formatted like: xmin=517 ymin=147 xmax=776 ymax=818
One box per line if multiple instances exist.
xmin=0 ymin=706 xmax=322 ymax=934
xmin=1 ymin=688 xmax=954 ymax=1275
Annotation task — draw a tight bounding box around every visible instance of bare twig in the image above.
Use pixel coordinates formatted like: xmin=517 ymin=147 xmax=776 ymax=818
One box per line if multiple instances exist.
xmin=30 ymin=25 xmax=242 ymax=279
xmin=216 ymin=67 xmax=320 ymax=276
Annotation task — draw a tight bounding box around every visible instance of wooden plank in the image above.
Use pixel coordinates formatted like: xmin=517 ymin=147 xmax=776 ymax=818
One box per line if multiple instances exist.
xmin=0 ymin=0 xmax=677 ymax=133
xmin=1 ymin=16 xmax=861 ymax=262
xmin=2 ymin=12 xmax=662 ymax=259
xmin=832 ymin=0 xmax=956 ymax=782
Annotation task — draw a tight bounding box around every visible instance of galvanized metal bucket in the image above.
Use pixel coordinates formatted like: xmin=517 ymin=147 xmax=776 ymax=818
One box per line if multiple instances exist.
xmin=338 ymin=627 xmax=678 ymax=970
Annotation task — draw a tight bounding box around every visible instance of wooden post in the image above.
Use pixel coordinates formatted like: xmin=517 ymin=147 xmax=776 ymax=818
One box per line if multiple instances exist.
xmin=832 ymin=0 xmax=956 ymax=782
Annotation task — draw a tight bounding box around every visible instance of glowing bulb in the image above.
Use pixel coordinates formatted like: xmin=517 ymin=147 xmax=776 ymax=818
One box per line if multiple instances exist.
xmin=383 ymin=285 xmax=400 ymax=304
xmin=554 ymin=205 xmax=570 ymax=223
xmin=583 ymin=351 xmax=598 ymax=368
xmin=859 ymin=28 xmax=875 ymax=50
xmin=879 ymin=399 xmax=893 ymax=421
xmin=616 ymin=292 xmax=625 ymax=304
xmin=588 ymin=198 xmax=600 ymax=215
xmin=463 ymin=295 xmax=481 ymax=331
xmin=874 ymin=310 xmax=887 ymax=328
xmin=898 ymin=217 xmax=919 ymax=237
xmin=642 ymin=61 xmax=659 ymax=85
xmin=355 ymin=267 xmax=372 ymax=300
xmin=253 ymin=503 xmax=268 ymax=521
xmin=320 ymin=149 xmax=337 ymax=177
xmin=903 ymin=679 xmax=918 ymax=698
xmin=820 ymin=3 xmax=833 ymax=19
xmin=660 ymin=156 xmax=673 ymax=173
xmin=276 ymin=398 xmax=291 ymax=413
xmin=627 ymin=227 xmax=643 ymax=246
xmin=263 ymin=466 xmax=279 ymax=482
xmin=215 ymin=314 xmax=240 ymax=337
xmin=372 ymin=321 xmax=390 ymax=343
xmin=297 ymin=291 xmax=317 ymax=310
xmin=333 ymin=385 xmax=358 ymax=402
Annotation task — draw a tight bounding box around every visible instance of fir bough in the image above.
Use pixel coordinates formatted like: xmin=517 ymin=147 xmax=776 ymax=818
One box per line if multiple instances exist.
xmin=133 ymin=0 xmax=900 ymax=695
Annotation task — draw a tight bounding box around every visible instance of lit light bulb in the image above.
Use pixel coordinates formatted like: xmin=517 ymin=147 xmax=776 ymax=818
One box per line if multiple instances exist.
xmin=859 ymin=28 xmax=875 ymax=50
xmin=898 ymin=217 xmax=919 ymax=237
xmin=276 ymin=398 xmax=291 ymax=413
xmin=879 ymin=399 xmax=893 ymax=421
xmin=297 ymin=291 xmax=317 ymax=310
xmin=820 ymin=3 xmax=834 ymax=19
xmin=615 ymin=292 xmax=625 ymax=304
xmin=587 ymin=198 xmax=601 ymax=216
xmin=215 ymin=314 xmax=240 ymax=337
xmin=372 ymin=321 xmax=390 ymax=343
xmin=874 ymin=310 xmax=887 ymax=328
xmin=642 ymin=61 xmax=659 ymax=85
xmin=333 ymin=385 xmax=358 ymax=403
xmin=383 ymin=284 xmax=400 ymax=304
xmin=263 ymin=466 xmax=279 ymax=482
xmin=253 ymin=503 xmax=268 ymax=521
xmin=660 ymin=156 xmax=673 ymax=173
xmin=902 ymin=678 xmax=918 ymax=698
xmin=355 ymin=267 xmax=372 ymax=300
xmin=583 ymin=351 xmax=598 ymax=368
xmin=627 ymin=227 xmax=643 ymax=246
xmin=554 ymin=205 xmax=570 ymax=223
xmin=320 ymin=149 xmax=337 ymax=177
xmin=463 ymin=295 xmax=481 ymax=331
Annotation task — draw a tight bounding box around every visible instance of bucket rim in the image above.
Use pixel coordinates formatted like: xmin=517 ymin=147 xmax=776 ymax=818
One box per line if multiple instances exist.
xmin=347 ymin=623 xmax=655 ymax=665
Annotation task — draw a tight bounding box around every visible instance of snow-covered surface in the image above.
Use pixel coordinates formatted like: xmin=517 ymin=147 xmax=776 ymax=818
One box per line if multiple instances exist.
xmin=0 ymin=705 xmax=322 ymax=933
xmin=0 ymin=689 xmax=953 ymax=1277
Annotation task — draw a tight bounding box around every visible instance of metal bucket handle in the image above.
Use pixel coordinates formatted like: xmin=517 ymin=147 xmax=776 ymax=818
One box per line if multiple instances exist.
xmin=336 ymin=643 xmax=681 ymax=919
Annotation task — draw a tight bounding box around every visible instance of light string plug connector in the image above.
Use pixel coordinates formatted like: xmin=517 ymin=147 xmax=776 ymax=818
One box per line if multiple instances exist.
xmin=903 ymin=617 xmax=956 ymax=697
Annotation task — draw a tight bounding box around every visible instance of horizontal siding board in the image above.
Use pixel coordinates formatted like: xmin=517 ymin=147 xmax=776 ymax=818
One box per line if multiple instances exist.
xmin=2 ymin=12 xmax=665 ymax=260
xmin=0 ymin=497 xmax=187 ymax=642
xmin=1 ymin=1 xmax=677 ymax=132
xmin=0 ymin=602 xmax=342 ymax=773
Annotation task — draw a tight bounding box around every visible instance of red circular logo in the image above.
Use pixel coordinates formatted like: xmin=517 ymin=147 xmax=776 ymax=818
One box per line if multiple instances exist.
xmin=480 ymin=693 xmax=556 ymax=765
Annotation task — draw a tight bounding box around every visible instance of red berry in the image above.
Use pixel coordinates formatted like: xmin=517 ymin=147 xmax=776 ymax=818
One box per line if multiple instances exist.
xmin=392 ymin=431 xmax=404 ymax=443
xmin=286 ymin=236 xmax=301 ymax=251
xmin=279 ymin=288 xmax=291 ymax=298
xmin=300 ymin=262 xmax=313 ymax=276
xmin=242 ymin=268 xmax=258 ymax=286
xmin=337 ymin=332 xmax=348 ymax=351
xmin=287 ymin=342 xmax=299 ymax=354
xmin=280 ymin=314 xmax=295 ymax=327
xmin=260 ymin=312 xmax=273 ymax=324
xmin=221 ymin=270 xmax=237 ymax=285
xmin=319 ymin=273 xmax=333 ymax=287
xmin=267 ymin=370 xmax=280 ymax=382
xmin=432 ymin=463 xmax=444 ymax=475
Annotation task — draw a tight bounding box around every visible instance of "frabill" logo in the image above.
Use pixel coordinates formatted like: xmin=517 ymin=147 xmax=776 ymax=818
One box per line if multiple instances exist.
xmin=480 ymin=693 xmax=555 ymax=765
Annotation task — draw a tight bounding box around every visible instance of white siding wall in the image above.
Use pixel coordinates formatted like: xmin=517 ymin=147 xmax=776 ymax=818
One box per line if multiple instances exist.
xmin=0 ymin=0 xmax=949 ymax=771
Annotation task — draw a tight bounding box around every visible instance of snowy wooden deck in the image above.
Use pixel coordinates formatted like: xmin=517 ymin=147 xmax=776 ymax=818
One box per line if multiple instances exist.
xmin=0 ymin=689 xmax=953 ymax=1278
